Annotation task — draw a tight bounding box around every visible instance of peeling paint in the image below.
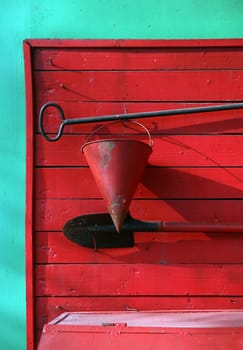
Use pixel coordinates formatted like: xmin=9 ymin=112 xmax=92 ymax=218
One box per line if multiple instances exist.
xmin=98 ymin=141 xmax=115 ymax=169
xmin=109 ymin=194 xmax=127 ymax=231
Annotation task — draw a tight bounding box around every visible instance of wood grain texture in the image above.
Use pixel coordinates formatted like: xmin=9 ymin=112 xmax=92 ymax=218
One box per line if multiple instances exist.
xmin=35 ymin=135 xmax=243 ymax=167
xmin=35 ymin=167 xmax=243 ymax=199
xmin=33 ymin=47 xmax=243 ymax=71
xmin=36 ymin=327 xmax=243 ymax=350
xmin=35 ymin=295 xmax=243 ymax=329
xmin=33 ymin=70 xmax=243 ymax=102
xmin=35 ymin=231 xmax=243 ymax=264
xmin=35 ymin=264 xmax=243 ymax=297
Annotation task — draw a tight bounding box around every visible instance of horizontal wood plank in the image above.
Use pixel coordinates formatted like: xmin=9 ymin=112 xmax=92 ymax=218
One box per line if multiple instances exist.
xmin=35 ymin=101 xmax=243 ymax=135
xmin=34 ymin=70 xmax=243 ymax=102
xmin=35 ymin=296 xmax=243 ymax=329
xmin=36 ymin=135 xmax=243 ymax=167
xmin=35 ymin=231 xmax=243 ymax=264
xmin=33 ymin=48 xmax=243 ymax=71
xmin=35 ymin=167 xmax=243 ymax=199
xmin=35 ymin=329 xmax=243 ymax=349
xmin=35 ymin=264 xmax=243 ymax=296
xmin=35 ymin=199 xmax=243 ymax=231
xmin=26 ymin=38 xmax=243 ymax=49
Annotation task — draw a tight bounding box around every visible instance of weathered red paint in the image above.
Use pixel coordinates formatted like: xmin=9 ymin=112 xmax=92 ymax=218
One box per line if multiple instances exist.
xmin=24 ymin=39 xmax=243 ymax=349
xmin=35 ymin=297 xmax=243 ymax=330
xmin=35 ymin=230 xmax=243 ymax=264
xmin=35 ymin=264 xmax=243 ymax=297
xmin=35 ymin=167 xmax=243 ymax=199
xmin=34 ymin=70 xmax=243 ymax=101
xmin=36 ymin=134 xmax=243 ymax=167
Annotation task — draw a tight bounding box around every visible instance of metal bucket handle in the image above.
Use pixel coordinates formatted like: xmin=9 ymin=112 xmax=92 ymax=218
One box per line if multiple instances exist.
xmin=81 ymin=120 xmax=153 ymax=153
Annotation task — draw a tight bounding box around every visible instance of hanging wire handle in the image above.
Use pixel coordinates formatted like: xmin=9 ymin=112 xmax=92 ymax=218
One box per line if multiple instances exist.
xmin=81 ymin=120 xmax=153 ymax=153
xmin=39 ymin=101 xmax=243 ymax=142
xmin=122 ymin=120 xmax=154 ymax=147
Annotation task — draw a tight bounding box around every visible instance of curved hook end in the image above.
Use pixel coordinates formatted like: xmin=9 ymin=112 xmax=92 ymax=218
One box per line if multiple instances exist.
xmin=39 ymin=102 xmax=66 ymax=142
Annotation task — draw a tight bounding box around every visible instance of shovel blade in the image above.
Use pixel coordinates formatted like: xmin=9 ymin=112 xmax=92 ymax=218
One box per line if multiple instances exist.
xmin=63 ymin=213 xmax=135 ymax=248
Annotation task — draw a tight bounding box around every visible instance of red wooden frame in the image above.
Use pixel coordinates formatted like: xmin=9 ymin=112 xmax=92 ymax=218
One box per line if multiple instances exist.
xmin=24 ymin=41 xmax=35 ymax=350
xmin=24 ymin=39 xmax=243 ymax=350
xmin=24 ymin=38 xmax=243 ymax=48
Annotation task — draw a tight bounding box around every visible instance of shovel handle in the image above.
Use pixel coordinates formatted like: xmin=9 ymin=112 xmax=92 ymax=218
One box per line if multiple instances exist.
xmin=161 ymin=222 xmax=243 ymax=233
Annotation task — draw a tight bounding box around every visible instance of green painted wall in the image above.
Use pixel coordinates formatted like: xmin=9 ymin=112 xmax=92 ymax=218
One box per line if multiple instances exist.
xmin=1 ymin=1 xmax=243 ymax=348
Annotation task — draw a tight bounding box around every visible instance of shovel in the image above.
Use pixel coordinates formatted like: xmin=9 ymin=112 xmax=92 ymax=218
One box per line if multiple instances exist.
xmin=63 ymin=212 xmax=243 ymax=248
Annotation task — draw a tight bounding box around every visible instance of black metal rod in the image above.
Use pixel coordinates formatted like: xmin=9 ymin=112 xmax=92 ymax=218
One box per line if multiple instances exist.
xmin=39 ymin=101 xmax=243 ymax=141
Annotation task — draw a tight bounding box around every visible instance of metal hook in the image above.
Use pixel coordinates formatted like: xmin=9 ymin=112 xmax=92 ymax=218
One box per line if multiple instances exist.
xmin=39 ymin=102 xmax=67 ymax=142
xmin=39 ymin=101 xmax=243 ymax=142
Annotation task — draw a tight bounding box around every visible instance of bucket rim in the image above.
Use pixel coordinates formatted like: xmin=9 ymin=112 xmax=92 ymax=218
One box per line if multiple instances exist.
xmin=81 ymin=138 xmax=153 ymax=153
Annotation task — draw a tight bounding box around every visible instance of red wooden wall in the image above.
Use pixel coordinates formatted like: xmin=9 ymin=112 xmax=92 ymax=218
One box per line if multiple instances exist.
xmin=24 ymin=39 xmax=243 ymax=349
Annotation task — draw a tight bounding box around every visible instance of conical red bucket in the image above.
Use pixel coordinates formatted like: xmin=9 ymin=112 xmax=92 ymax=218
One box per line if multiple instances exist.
xmin=82 ymin=122 xmax=152 ymax=232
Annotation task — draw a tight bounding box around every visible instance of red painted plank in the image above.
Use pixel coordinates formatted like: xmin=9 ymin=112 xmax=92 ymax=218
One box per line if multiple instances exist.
xmin=35 ymin=199 xmax=107 ymax=231
xmin=36 ymin=135 xmax=243 ymax=167
xmin=35 ymin=167 xmax=243 ymax=199
xmin=35 ymin=199 xmax=243 ymax=231
xmin=25 ymin=38 xmax=243 ymax=49
xmin=34 ymin=70 xmax=243 ymax=102
xmin=35 ymin=296 xmax=243 ymax=329
xmin=33 ymin=48 xmax=243 ymax=71
xmin=34 ymin=101 xmax=243 ymax=135
xmin=36 ymin=324 xmax=243 ymax=350
xmin=35 ymin=231 xmax=243 ymax=264
xmin=38 ymin=327 xmax=243 ymax=350
xmin=35 ymin=264 xmax=243 ymax=296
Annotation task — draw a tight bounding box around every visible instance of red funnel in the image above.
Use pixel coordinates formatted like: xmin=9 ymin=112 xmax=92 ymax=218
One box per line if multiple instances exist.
xmin=82 ymin=138 xmax=152 ymax=232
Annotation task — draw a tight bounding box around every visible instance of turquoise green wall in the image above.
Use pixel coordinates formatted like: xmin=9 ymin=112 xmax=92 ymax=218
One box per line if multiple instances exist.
xmin=1 ymin=1 xmax=243 ymax=348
